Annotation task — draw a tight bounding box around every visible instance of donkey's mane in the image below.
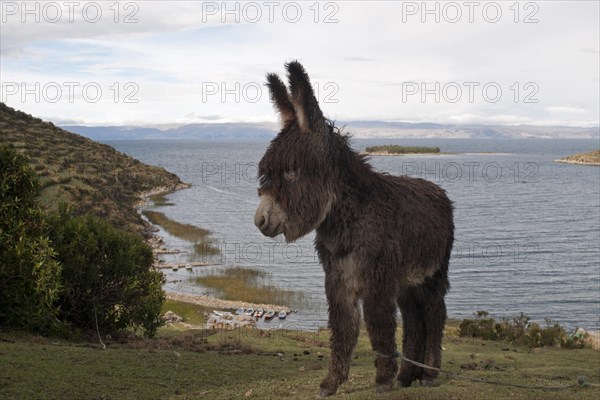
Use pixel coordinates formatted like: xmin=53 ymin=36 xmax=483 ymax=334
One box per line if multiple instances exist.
xmin=323 ymin=118 xmax=379 ymax=192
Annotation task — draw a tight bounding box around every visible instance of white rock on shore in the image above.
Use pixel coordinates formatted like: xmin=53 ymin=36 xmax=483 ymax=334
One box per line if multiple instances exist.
xmin=205 ymin=312 xmax=256 ymax=330
xmin=162 ymin=310 xmax=183 ymax=325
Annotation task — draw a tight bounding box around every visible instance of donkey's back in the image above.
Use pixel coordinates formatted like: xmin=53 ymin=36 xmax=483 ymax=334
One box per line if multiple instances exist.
xmin=378 ymin=173 xmax=453 ymax=286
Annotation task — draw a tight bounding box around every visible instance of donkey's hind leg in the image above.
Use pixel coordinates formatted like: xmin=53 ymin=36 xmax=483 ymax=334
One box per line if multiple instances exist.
xmin=422 ymin=291 xmax=447 ymax=386
xmin=397 ymin=291 xmax=426 ymax=387
xmin=363 ymin=294 xmax=398 ymax=393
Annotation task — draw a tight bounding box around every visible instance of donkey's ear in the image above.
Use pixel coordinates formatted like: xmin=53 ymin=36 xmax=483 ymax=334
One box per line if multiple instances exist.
xmin=286 ymin=61 xmax=326 ymax=133
xmin=266 ymin=73 xmax=295 ymax=126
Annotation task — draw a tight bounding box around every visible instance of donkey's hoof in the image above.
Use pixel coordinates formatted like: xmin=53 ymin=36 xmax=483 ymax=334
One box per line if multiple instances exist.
xmin=397 ymin=377 xmax=414 ymax=388
xmin=319 ymin=377 xmax=338 ymax=397
xmin=319 ymin=387 xmax=336 ymax=398
xmin=421 ymin=379 xmax=437 ymax=388
xmin=376 ymin=381 xmax=394 ymax=394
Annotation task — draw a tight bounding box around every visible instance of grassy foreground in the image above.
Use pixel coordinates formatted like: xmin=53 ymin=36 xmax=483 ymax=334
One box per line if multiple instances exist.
xmin=1 ymin=304 xmax=598 ymax=400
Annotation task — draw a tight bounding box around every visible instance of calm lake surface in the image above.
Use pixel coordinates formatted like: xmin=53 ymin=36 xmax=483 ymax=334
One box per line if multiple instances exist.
xmin=107 ymin=138 xmax=600 ymax=331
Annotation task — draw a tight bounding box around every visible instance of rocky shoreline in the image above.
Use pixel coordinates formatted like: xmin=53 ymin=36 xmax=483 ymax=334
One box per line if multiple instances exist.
xmin=138 ymin=185 xmax=292 ymax=314
xmin=136 ymin=183 xmax=191 ymax=209
xmin=137 ymin=184 xmax=191 ymax=259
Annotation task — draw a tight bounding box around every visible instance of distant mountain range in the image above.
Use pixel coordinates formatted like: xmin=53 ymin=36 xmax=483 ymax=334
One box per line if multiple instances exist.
xmin=61 ymin=123 xmax=278 ymax=140
xmin=343 ymin=121 xmax=600 ymax=139
xmin=61 ymin=121 xmax=599 ymax=140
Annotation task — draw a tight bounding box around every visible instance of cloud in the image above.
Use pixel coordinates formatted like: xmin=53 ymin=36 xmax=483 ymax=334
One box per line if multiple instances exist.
xmin=545 ymin=106 xmax=588 ymax=114
xmin=343 ymin=56 xmax=377 ymax=62
xmin=0 ymin=2 xmax=226 ymax=55
xmin=439 ymin=113 xmax=537 ymax=126
xmin=0 ymin=1 xmax=598 ymax=127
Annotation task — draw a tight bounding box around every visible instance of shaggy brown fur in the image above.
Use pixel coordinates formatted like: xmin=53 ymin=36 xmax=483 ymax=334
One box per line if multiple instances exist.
xmin=254 ymin=61 xmax=454 ymax=396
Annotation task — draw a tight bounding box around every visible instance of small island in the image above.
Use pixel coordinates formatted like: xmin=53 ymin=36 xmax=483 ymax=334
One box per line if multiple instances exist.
xmin=364 ymin=144 xmax=441 ymax=155
xmin=556 ymin=149 xmax=600 ymax=166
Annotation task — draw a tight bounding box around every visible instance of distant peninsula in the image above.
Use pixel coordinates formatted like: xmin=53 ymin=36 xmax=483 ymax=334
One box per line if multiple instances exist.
xmin=364 ymin=144 xmax=441 ymax=155
xmin=556 ymin=150 xmax=600 ymax=166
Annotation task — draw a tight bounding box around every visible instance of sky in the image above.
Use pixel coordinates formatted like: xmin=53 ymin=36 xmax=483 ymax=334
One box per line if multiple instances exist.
xmin=1 ymin=0 xmax=599 ymax=127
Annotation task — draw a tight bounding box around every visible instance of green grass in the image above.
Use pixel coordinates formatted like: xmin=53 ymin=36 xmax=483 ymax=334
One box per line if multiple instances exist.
xmin=142 ymin=211 xmax=210 ymax=241
xmin=192 ymin=242 xmax=221 ymax=257
xmin=149 ymin=192 xmax=176 ymax=206
xmin=160 ymin=299 xmax=211 ymax=327
xmin=142 ymin=210 xmax=220 ymax=256
xmin=195 ymin=267 xmax=308 ymax=308
xmin=1 ymin=321 xmax=598 ymax=400
xmin=365 ymin=145 xmax=441 ymax=154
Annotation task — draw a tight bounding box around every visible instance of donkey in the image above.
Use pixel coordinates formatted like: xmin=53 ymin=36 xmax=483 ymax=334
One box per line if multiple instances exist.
xmin=254 ymin=61 xmax=454 ymax=396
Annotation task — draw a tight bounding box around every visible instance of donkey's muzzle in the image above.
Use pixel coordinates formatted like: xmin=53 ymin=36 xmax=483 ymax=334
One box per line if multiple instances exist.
xmin=254 ymin=195 xmax=284 ymax=237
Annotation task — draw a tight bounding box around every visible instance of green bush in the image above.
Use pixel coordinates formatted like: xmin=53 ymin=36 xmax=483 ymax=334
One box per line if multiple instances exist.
xmin=458 ymin=310 xmax=583 ymax=349
xmin=458 ymin=311 xmax=500 ymax=341
xmin=47 ymin=207 xmax=165 ymax=337
xmin=1 ymin=143 xmax=165 ymax=337
xmin=0 ymin=144 xmax=62 ymax=332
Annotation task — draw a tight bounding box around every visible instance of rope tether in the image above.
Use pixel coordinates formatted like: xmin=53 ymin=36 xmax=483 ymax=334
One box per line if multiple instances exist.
xmin=376 ymin=351 xmax=598 ymax=390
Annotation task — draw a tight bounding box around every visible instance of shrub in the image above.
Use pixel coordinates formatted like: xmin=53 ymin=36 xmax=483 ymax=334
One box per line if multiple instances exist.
xmin=47 ymin=207 xmax=165 ymax=337
xmin=0 ymin=144 xmax=62 ymax=332
xmin=1 ymin=137 xmax=168 ymax=338
xmin=458 ymin=311 xmax=499 ymax=341
xmin=458 ymin=311 xmax=581 ymax=349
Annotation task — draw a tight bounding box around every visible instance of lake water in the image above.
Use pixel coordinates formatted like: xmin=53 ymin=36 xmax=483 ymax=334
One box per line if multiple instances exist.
xmin=107 ymin=138 xmax=600 ymax=331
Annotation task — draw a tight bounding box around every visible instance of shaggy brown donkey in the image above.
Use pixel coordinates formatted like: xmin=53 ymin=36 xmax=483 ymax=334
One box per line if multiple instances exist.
xmin=254 ymin=61 xmax=454 ymax=396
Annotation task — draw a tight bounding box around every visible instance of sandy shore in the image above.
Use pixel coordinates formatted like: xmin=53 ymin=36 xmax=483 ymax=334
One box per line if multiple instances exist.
xmin=166 ymin=291 xmax=291 ymax=313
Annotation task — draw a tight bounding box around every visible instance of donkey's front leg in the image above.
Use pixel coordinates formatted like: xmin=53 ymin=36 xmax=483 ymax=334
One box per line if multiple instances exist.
xmin=319 ymin=270 xmax=360 ymax=397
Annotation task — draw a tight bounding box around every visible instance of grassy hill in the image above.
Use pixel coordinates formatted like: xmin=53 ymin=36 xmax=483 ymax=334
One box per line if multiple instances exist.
xmin=0 ymin=103 xmax=187 ymax=234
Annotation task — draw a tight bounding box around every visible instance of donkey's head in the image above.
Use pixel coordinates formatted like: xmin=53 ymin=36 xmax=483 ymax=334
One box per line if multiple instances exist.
xmin=254 ymin=61 xmax=336 ymax=242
